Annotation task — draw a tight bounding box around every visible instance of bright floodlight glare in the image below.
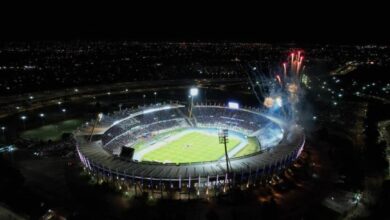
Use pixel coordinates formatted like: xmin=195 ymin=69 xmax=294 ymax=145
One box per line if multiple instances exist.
xmin=98 ymin=113 xmax=104 ymax=121
xmin=190 ymin=88 xmax=199 ymax=96
xmin=228 ymin=102 xmax=239 ymax=109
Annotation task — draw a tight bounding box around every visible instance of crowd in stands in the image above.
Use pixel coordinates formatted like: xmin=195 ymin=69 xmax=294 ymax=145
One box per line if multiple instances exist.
xmin=192 ymin=106 xmax=269 ymax=132
xmin=102 ymin=107 xmax=186 ymax=145
xmin=104 ymin=119 xmax=188 ymax=154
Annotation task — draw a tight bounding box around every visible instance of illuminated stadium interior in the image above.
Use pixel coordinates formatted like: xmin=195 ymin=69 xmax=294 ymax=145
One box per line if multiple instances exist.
xmin=75 ymin=102 xmax=304 ymax=196
xmin=74 ymin=52 xmax=307 ymax=199
xmin=99 ymin=104 xmax=284 ymax=164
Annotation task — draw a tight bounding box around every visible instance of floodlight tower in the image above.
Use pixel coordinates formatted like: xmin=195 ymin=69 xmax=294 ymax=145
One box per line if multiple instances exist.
xmin=188 ymin=88 xmax=198 ymax=118
xmin=219 ymin=129 xmax=230 ymax=175
xmin=89 ymin=112 xmax=103 ymax=142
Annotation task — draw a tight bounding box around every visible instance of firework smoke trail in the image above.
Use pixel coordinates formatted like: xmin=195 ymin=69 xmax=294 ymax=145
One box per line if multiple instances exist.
xmin=245 ymin=50 xmax=305 ymax=121
xmin=244 ymin=65 xmax=264 ymax=105
xmin=276 ymin=75 xmax=282 ymax=87
xmin=283 ymin=62 xmax=287 ymax=78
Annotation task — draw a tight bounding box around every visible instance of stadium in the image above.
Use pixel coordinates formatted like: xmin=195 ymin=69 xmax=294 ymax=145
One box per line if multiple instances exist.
xmin=75 ymin=51 xmax=308 ymax=199
xmin=75 ymin=94 xmax=305 ymax=199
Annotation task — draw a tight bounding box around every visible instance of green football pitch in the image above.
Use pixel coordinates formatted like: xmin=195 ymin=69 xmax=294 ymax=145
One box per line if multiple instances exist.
xmin=141 ymin=130 xmax=242 ymax=163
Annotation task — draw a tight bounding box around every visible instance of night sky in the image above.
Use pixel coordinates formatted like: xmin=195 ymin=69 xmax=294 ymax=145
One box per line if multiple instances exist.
xmin=1 ymin=4 xmax=388 ymax=44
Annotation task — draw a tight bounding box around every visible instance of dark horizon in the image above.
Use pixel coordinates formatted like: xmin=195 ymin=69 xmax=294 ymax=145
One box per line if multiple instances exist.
xmin=1 ymin=5 xmax=389 ymax=44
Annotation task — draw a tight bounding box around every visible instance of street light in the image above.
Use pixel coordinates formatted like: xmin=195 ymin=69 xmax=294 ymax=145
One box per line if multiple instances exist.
xmin=20 ymin=115 xmax=27 ymax=129
xmin=143 ymin=94 xmax=146 ymax=106
xmin=188 ymin=88 xmax=198 ymax=118
xmin=153 ymin=92 xmax=157 ymax=104
xmin=1 ymin=126 xmax=5 ymax=138
xmin=39 ymin=113 xmax=45 ymax=125
xmin=62 ymin=108 xmax=66 ymax=113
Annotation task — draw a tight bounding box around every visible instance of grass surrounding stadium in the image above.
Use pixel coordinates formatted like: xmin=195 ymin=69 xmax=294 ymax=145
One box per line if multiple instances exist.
xmin=20 ymin=119 xmax=83 ymax=141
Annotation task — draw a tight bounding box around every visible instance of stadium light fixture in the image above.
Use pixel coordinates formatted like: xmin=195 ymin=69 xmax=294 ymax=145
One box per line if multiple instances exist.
xmin=190 ymin=88 xmax=199 ymax=97
xmin=228 ymin=102 xmax=239 ymax=109
xmin=98 ymin=113 xmax=104 ymax=122
xmin=188 ymin=88 xmax=199 ymax=118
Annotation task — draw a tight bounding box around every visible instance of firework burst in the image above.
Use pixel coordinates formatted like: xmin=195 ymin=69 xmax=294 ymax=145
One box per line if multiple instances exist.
xmin=246 ymin=50 xmax=305 ymax=121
